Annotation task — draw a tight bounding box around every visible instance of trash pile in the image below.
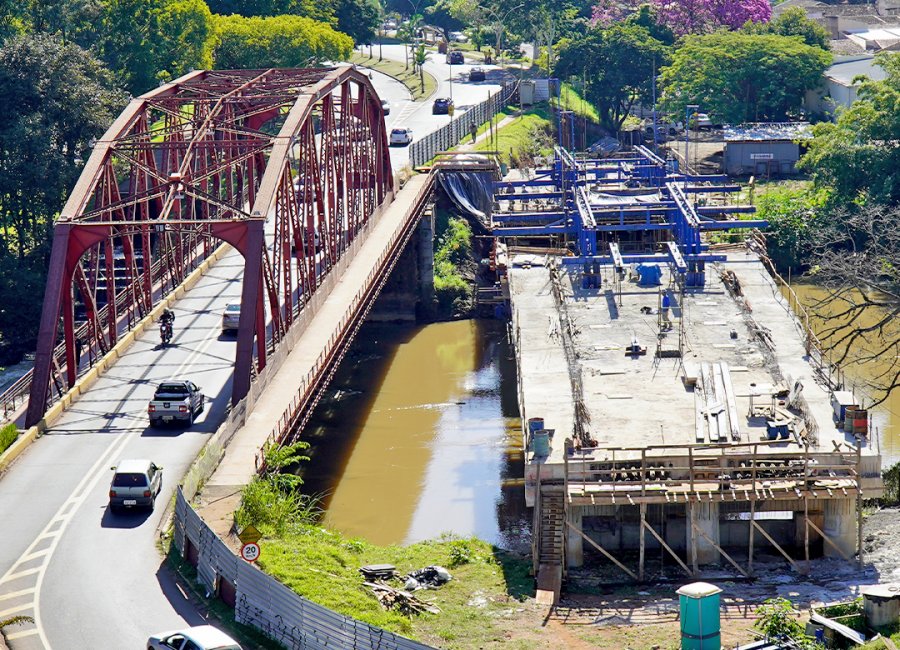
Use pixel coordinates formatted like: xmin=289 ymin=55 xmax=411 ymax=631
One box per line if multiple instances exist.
xmin=359 ymin=564 xmax=452 ymax=616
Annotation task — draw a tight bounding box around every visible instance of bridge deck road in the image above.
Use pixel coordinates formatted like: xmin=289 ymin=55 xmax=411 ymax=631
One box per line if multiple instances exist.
xmin=202 ymin=174 xmax=431 ymax=515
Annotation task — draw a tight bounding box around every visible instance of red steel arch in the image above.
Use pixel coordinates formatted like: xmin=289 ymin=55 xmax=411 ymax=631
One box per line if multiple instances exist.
xmin=26 ymin=67 xmax=394 ymax=427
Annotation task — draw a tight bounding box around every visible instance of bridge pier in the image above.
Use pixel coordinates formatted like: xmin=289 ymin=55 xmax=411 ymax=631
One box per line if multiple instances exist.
xmin=368 ymin=205 xmax=435 ymax=322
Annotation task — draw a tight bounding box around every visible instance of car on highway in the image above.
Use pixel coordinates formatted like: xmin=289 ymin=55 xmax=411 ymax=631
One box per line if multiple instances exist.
xmin=381 ymin=98 xmax=390 ymax=115
xmin=446 ymin=50 xmax=464 ymax=64
xmin=221 ymin=303 xmax=240 ymax=334
xmin=468 ymin=67 xmax=486 ymax=82
xmin=148 ymin=379 xmax=204 ymax=427
xmin=432 ymin=97 xmax=454 ymax=115
xmin=147 ymin=625 xmax=242 ymax=650
xmin=109 ymin=459 xmax=162 ymax=512
xmin=390 ymin=127 xmax=413 ymax=146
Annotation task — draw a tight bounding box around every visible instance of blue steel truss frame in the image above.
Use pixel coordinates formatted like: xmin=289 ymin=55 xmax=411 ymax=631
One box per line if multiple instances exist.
xmin=491 ymin=145 xmax=766 ymax=286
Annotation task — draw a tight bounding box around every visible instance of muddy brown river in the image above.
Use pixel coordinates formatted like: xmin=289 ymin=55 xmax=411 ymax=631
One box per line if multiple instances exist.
xmin=790 ymin=283 xmax=900 ymax=465
xmin=298 ymin=319 xmax=531 ymax=549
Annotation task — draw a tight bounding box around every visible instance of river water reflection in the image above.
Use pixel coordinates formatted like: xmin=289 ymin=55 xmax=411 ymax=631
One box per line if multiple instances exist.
xmin=298 ymin=319 xmax=530 ymax=550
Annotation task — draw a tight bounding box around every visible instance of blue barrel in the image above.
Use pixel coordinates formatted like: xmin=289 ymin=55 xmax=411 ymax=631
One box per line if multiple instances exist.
xmin=677 ymin=582 xmax=722 ymax=650
xmin=533 ymin=430 xmax=551 ymax=456
xmin=528 ymin=417 xmax=545 ymax=435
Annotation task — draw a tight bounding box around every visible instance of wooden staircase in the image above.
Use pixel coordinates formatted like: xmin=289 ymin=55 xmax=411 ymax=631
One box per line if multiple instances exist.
xmin=535 ymin=490 xmax=565 ymax=605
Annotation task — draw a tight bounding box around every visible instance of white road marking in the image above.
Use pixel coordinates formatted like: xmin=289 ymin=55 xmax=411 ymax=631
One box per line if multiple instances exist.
xmin=0 ymin=314 xmax=225 ymax=649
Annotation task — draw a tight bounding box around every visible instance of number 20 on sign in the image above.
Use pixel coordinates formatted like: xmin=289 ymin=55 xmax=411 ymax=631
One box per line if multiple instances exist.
xmin=241 ymin=542 xmax=261 ymax=562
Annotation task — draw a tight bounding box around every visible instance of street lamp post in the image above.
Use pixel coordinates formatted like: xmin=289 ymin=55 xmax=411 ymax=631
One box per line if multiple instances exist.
xmin=485 ymin=3 xmax=524 ymax=69
xmin=685 ymin=104 xmax=699 ymax=179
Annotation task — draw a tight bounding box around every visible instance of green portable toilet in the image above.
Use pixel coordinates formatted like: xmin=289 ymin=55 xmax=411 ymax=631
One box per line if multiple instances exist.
xmin=677 ymin=582 xmax=722 ymax=650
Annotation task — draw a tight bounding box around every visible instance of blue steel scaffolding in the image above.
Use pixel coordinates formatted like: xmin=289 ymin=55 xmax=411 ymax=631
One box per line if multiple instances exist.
xmin=491 ymin=145 xmax=766 ymax=287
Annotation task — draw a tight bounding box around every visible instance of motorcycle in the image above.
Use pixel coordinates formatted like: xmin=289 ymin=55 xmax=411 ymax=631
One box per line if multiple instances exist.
xmin=160 ymin=320 xmax=173 ymax=346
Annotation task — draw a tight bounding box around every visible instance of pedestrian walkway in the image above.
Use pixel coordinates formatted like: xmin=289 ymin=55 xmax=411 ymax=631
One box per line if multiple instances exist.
xmin=198 ymin=174 xmax=432 ymax=534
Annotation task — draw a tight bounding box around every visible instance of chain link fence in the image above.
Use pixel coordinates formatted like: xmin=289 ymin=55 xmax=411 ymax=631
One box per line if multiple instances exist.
xmin=408 ymin=81 xmax=517 ymax=168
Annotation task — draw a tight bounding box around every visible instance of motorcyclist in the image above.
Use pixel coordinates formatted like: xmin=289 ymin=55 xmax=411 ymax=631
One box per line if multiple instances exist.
xmin=160 ymin=308 xmax=175 ymax=344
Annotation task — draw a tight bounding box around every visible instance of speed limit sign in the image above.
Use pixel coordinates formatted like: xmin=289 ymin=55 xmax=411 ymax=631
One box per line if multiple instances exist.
xmin=240 ymin=542 xmax=261 ymax=562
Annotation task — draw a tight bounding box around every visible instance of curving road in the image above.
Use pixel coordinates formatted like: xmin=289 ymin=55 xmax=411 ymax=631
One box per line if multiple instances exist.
xmin=0 ymin=60 xmax=490 ymax=650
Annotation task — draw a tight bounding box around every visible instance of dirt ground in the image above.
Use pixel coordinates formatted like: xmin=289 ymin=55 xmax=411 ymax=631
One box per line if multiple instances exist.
xmin=490 ymin=507 xmax=900 ymax=650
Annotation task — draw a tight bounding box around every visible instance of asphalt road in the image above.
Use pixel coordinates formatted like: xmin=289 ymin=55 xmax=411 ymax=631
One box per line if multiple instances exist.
xmin=0 ymin=50 xmax=497 ymax=650
xmin=362 ymin=44 xmax=505 ymax=170
xmin=0 ymin=251 xmax=246 ymax=649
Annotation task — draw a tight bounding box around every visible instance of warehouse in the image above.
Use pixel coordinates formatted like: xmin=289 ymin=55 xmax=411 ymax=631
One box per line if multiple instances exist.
xmin=723 ymin=122 xmax=813 ymax=177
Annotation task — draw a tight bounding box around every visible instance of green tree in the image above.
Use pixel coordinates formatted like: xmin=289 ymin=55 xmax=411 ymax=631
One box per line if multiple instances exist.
xmin=413 ymin=43 xmax=429 ymax=90
xmin=755 ymin=183 xmax=824 ymax=270
xmin=659 ymin=32 xmax=829 ymax=124
xmin=754 ymin=597 xmax=814 ymax=647
xmin=745 ymin=6 xmax=829 ymax=50
xmin=0 ymin=34 xmax=125 ymax=362
xmin=213 ymin=13 xmax=353 ymax=68
xmin=557 ymin=23 xmax=669 ymax=132
xmin=334 ymin=0 xmax=381 ymax=44
xmin=207 ymin=0 xmax=335 ymax=21
xmin=799 ymin=53 xmax=900 ymax=205
xmin=96 ymin=0 xmax=216 ymax=94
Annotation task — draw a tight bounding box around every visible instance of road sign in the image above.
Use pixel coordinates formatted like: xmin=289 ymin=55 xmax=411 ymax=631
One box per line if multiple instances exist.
xmin=238 ymin=524 xmax=262 ymax=544
xmin=240 ymin=542 xmax=261 ymax=563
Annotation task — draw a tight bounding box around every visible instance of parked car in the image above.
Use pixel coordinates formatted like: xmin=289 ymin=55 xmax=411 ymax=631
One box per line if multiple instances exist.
xmin=468 ymin=67 xmax=486 ymax=82
xmin=449 ymin=31 xmax=468 ymax=43
xmin=446 ymin=51 xmax=464 ymax=64
xmin=221 ymin=303 xmax=240 ymax=334
xmin=691 ymin=112 xmax=717 ymax=130
xmin=381 ymin=98 xmax=390 ymax=115
xmin=390 ymin=127 xmax=413 ymax=146
xmin=147 ymin=625 xmax=242 ymax=650
xmin=109 ymin=459 xmax=162 ymax=512
xmin=148 ymin=379 xmax=204 ymax=427
xmin=432 ymin=97 xmax=454 ymax=115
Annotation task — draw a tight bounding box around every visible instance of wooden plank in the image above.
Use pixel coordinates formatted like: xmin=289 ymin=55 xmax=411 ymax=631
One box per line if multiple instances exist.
xmin=565 ymin=520 xmax=638 ymax=580
xmin=719 ymin=362 xmax=741 ymax=441
xmin=641 ymin=519 xmax=692 ymax=576
xmin=807 ymin=518 xmax=851 ymax=562
xmin=752 ymin=520 xmax=803 ymax=573
xmin=691 ymin=519 xmax=749 ymax=577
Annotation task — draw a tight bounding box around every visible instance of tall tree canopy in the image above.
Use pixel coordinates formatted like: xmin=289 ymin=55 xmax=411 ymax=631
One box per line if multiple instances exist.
xmin=0 ymin=34 xmax=126 ymax=360
xmin=96 ymin=0 xmax=215 ymax=94
xmin=744 ymin=6 xmax=830 ymax=50
xmin=593 ymin=0 xmax=770 ymax=34
xmin=207 ymin=0 xmax=335 ymax=22
xmin=557 ymin=22 xmax=668 ymax=131
xmin=214 ymin=13 xmax=353 ymax=68
xmin=659 ymin=32 xmax=829 ymax=123
xmin=333 ymin=0 xmax=381 ymax=44
xmin=799 ymin=54 xmax=900 ymax=205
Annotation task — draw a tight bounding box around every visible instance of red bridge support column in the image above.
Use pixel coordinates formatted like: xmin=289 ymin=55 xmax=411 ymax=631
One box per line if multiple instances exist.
xmin=232 ymin=219 xmax=266 ymax=406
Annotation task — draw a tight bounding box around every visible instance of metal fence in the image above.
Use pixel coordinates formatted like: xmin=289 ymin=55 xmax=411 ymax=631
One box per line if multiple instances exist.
xmin=174 ymin=489 xmax=437 ymax=650
xmin=408 ymin=81 xmax=517 ymax=168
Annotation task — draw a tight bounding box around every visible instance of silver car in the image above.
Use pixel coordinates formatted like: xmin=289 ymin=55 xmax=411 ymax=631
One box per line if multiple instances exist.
xmin=222 ymin=303 xmax=240 ymax=333
xmin=147 ymin=625 xmax=242 ymax=650
xmin=108 ymin=459 xmax=162 ymax=512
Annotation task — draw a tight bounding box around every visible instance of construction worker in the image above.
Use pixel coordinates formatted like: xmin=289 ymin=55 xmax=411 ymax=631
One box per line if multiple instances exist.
xmin=661 ymin=292 xmax=672 ymax=329
xmin=470 ymin=121 xmax=477 ymax=144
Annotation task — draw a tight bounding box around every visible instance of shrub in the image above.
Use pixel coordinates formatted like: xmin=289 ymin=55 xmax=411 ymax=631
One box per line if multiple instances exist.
xmin=0 ymin=423 xmax=17 ymax=455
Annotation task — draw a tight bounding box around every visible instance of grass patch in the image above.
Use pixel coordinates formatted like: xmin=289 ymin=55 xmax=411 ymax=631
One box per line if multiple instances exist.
xmin=348 ymin=52 xmax=437 ymax=101
xmin=433 ymin=216 xmax=473 ymax=316
xmin=0 ymin=423 xmax=17 ymax=455
xmin=257 ymin=529 xmax=532 ymax=648
xmin=559 ymin=82 xmax=600 ymax=123
xmin=473 ymin=103 xmax=555 ymax=167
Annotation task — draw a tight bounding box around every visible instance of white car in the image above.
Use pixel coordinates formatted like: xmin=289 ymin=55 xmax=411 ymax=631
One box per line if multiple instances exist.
xmin=147 ymin=625 xmax=242 ymax=650
xmin=449 ymin=31 xmax=468 ymax=43
xmin=221 ymin=303 xmax=240 ymax=334
xmin=390 ymin=127 xmax=413 ymax=146
xmin=381 ymin=98 xmax=390 ymax=115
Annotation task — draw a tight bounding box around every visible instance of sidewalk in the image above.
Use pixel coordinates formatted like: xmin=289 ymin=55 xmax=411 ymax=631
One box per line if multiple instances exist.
xmin=198 ymin=174 xmax=432 ymax=536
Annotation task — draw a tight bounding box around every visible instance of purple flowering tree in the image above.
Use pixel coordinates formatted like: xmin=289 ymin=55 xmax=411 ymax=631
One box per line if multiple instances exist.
xmin=593 ymin=0 xmax=771 ymax=34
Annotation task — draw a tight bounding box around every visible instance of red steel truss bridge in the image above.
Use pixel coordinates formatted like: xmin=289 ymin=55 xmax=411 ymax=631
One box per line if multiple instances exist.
xmin=24 ymin=67 xmax=398 ymax=427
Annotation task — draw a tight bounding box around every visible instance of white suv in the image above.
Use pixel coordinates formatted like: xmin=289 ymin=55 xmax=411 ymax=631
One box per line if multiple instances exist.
xmin=147 ymin=625 xmax=242 ymax=650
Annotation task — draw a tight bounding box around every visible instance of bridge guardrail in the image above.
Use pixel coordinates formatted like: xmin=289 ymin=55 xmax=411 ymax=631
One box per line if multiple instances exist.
xmin=173 ymin=488 xmax=436 ymax=650
xmin=256 ymin=173 xmax=437 ymax=469
xmin=408 ymin=81 xmax=516 ymax=168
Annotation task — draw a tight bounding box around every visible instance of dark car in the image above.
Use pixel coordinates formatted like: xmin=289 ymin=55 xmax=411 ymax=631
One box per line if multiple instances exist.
xmin=447 ymin=51 xmax=464 ymax=65
xmin=432 ymin=97 xmax=454 ymax=115
xmin=468 ymin=67 xmax=486 ymax=82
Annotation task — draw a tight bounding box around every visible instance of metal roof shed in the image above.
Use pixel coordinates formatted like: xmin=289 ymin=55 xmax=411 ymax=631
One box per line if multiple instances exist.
xmin=723 ymin=122 xmax=813 ymax=177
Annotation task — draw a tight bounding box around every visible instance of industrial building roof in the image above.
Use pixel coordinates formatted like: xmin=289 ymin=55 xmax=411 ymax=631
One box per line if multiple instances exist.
xmin=723 ymin=122 xmax=813 ymax=142
xmin=825 ymin=56 xmax=888 ymax=87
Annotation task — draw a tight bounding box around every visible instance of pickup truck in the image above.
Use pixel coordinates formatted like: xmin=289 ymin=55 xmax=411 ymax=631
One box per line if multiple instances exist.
xmin=148 ymin=379 xmax=204 ymax=427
